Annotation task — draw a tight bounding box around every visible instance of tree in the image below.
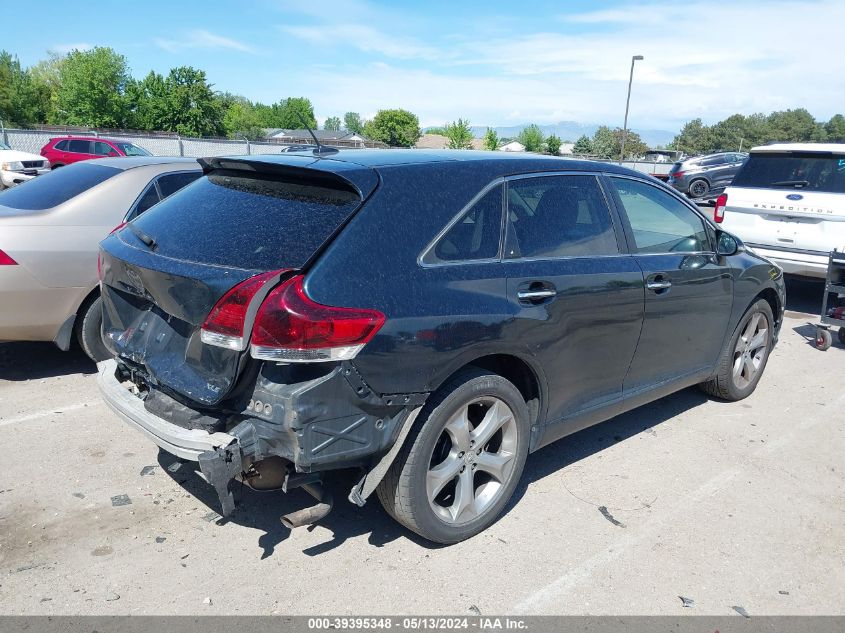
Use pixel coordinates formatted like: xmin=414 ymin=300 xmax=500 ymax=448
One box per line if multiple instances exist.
xmin=591 ymin=125 xmax=617 ymax=159
xmin=222 ymin=99 xmax=265 ymax=140
xmin=670 ymin=118 xmax=714 ymax=155
xmin=425 ymin=126 xmax=449 ymax=136
xmin=344 ymin=112 xmax=364 ymax=134
xmin=573 ymin=134 xmax=593 ymax=155
xmin=273 ymin=97 xmax=317 ymax=129
xmin=518 ymin=123 xmax=545 ymax=153
xmin=364 ymin=108 xmax=421 ymax=147
xmin=483 ymin=128 xmax=499 ymax=151
xmin=54 ymin=47 xmax=131 ymax=127
xmin=0 ymin=51 xmax=41 ymax=126
xmin=444 ymin=118 xmax=473 ymax=149
xmin=546 ymin=134 xmax=562 ymax=156
xmin=616 ymin=128 xmax=648 ymax=159
xmin=29 ymin=52 xmax=65 ymax=123
xmin=129 ymin=66 xmax=223 ymax=136
xmin=767 ymin=108 xmax=824 ymax=142
xmin=324 ymin=116 xmax=341 ymax=131
xmin=826 ymin=114 xmax=845 ymax=142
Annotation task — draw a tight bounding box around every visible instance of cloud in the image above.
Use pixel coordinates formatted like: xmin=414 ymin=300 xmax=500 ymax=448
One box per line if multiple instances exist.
xmin=257 ymin=0 xmax=845 ymax=131
xmin=52 ymin=43 xmax=92 ymax=54
xmin=155 ymin=29 xmax=255 ymax=54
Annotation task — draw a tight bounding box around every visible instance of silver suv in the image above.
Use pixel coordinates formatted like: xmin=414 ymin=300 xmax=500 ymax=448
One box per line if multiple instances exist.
xmin=668 ymin=152 xmax=747 ymax=198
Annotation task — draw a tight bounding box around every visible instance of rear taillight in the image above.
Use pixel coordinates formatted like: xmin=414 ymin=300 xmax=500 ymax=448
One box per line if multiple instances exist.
xmin=673 ymin=171 xmax=685 ymax=179
xmin=201 ymin=270 xmax=283 ymax=350
xmin=251 ymin=276 xmax=385 ymax=363
xmin=714 ymin=193 xmax=728 ymax=224
xmin=0 ymin=249 xmax=17 ymax=265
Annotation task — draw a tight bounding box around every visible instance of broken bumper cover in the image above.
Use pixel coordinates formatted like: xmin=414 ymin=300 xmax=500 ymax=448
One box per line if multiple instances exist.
xmin=97 ymin=359 xmax=237 ymax=461
xmin=98 ymin=359 xmax=244 ymax=515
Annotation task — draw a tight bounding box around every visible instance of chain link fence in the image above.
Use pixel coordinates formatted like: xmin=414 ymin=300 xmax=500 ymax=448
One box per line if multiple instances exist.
xmin=0 ymin=126 xmax=385 ymax=158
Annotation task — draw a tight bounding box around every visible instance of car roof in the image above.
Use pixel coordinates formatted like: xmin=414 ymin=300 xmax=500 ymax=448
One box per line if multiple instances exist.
xmin=212 ymin=149 xmax=638 ymax=176
xmin=73 ymin=156 xmax=201 ymax=170
xmin=749 ymin=142 xmax=845 ymax=154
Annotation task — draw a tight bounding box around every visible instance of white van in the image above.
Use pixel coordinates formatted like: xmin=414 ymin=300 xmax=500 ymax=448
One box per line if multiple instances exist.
xmin=716 ymin=143 xmax=845 ymax=278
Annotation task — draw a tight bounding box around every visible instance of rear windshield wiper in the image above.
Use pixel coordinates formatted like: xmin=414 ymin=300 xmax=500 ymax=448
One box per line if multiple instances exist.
xmin=128 ymin=223 xmax=157 ymax=250
xmin=770 ymin=179 xmax=810 ymax=188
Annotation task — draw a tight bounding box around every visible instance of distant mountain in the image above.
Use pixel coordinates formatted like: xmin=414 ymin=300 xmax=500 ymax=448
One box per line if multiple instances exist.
xmin=439 ymin=121 xmax=676 ymax=148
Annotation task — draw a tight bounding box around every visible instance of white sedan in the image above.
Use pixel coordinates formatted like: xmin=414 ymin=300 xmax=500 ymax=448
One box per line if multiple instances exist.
xmin=0 ymin=142 xmax=51 ymax=189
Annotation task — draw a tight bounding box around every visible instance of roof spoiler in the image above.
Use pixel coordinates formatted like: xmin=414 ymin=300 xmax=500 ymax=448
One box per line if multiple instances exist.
xmin=196 ymin=157 xmax=364 ymax=196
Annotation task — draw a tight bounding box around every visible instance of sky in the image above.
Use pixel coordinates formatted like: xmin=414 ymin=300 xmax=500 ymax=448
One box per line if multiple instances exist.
xmin=5 ymin=0 xmax=844 ymax=133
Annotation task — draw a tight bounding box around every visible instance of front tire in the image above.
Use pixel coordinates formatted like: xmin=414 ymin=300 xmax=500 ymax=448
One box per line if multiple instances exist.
xmin=700 ymin=299 xmax=773 ymax=401
xmin=377 ymin=368 xmax=530 ymax=544
xmin=75 ymin=295 xmax=110 ymax=362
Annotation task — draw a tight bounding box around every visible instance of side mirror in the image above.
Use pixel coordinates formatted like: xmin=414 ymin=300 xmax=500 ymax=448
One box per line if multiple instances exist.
xmin=716 ymin=232 xmax=739 ymax=256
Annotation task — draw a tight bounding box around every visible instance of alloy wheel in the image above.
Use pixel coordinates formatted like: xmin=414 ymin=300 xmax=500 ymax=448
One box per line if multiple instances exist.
xmin=426 ymin=397 xmax=518 ymax=526
xmin=732 ymin=311 xmax=769 ymax=389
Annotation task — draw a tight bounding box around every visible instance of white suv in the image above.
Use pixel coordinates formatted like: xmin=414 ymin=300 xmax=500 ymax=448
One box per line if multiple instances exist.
xmin=716 ymin=143 xmax=845 ymax=278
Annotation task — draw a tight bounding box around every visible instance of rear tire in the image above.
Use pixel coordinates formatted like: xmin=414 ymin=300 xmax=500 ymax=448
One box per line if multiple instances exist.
xmin=75 ymin=295 xmax=110 ymax=362
xmin=837 ymin=327 xmax=845 ymax=346
xmin=816 ymin=328 xmax=832 ymax=351
xmin=377 ymin=368 xmax=530 ymax=544
xmin=688 ymin=179 xmax=709 ymax=198
xmin=700 ymin=299 xmax=773 ymax=401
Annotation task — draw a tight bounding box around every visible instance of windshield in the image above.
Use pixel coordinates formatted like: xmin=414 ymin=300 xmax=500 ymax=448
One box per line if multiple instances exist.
xmin=733 ymin=153 xmax=845 ymax=194
xmin=0 ymin=162 xmax=120 ymax=211
xmin=114 ymin=142 xmax=152 ymax=157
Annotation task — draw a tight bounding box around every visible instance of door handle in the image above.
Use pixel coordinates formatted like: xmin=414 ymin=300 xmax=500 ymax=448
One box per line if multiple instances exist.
xmin=646 ymin=274 xmax=671 ymax=292
xmin=518 ymin=289 xmax=557 ymax=301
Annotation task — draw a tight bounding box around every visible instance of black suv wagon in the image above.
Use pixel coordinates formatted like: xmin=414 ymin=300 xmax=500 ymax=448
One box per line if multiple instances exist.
xmin=97 ymin=150 xmax=785 ymax=543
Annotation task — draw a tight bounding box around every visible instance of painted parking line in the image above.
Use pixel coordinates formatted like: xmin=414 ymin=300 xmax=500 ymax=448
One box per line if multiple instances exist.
xmin=0 ymin=399 xmax=104 ymax=427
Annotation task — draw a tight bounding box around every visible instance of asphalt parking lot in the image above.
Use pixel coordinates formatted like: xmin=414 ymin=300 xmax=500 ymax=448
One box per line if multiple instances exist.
xmin=0 ymin=277 xmax=843 ymax=616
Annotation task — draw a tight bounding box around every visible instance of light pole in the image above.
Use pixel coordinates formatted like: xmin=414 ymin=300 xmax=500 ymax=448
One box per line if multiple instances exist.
xmin=620 ymin=54 xmax=644 ymax=163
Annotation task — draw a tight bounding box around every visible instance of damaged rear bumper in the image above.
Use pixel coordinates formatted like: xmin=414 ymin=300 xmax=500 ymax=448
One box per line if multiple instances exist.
xmin=97 ymin=358 xmax=427 ymax=519
xmin=97 ymin=359 xmax=237 ymax=460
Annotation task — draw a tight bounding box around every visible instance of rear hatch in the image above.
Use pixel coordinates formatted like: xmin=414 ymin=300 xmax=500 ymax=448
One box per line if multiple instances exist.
xmin=99 ymin=157 xmax=378 ymax=406
xmin=721 ymin=150 xmax=845 ymax=254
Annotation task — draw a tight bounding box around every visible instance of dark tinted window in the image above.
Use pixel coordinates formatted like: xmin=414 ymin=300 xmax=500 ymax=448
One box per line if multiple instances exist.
xmin=130 ymin=184 xmax=161 ymax=218
xmin=157 ymin=171 xmax=200 ymax=198
xmin=506 ymin=175 xmax=618 ymax=258
xmin=611 ymin=177 xmax=709 ymax=253
xmin=93 ymin=141 xmax=114 ymax=156
xmin=129 ymin=170 xmax=361 ymax=269
xmin=54 ymin=140 xmax=68 ymax=151
xmin=68 ymin=140 xmax=91 ymax=153
xmin=426 ymin=185 xmax=502 ymax=263
xmin=0 ymin=163 xmax=121 ymax=211
xmin=700 ymin=155 xmax=725 ymax=167
xmin=732 ymin=152 xmax=845 ymax=194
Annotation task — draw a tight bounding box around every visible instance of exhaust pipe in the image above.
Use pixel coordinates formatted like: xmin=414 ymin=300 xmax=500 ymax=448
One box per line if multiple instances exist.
xmin=280 ymin=483 xmax=333 ymax=529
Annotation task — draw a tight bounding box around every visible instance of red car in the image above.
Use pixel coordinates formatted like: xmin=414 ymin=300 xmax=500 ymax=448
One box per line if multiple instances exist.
xmin=40 ymin=136 xmax=152 ymax=167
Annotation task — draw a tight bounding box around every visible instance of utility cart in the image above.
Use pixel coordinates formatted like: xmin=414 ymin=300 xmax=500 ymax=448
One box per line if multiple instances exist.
xmin=815 ymin=250 xmax=845 ymax=350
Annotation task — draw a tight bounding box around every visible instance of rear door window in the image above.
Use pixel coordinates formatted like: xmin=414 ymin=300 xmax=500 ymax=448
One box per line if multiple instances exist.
xmin=157 ymin=171 xmax=200 ymax=198
xmin=68 ymin=139 xmax=92 ymax=154
xmin=54 ymin=140 xmax=69 ymax=151
xmin=424 ymin=184 xmax=503 ymax=264
xmin=506 ymin=174 xmax=619 ymax=259
xmin=128 ymin=184 xmax=161 ymax=219
xmin=610 ymin=177 xmax=710 ymax=253
xmin=732 ymin=153 xmax=845 ymax=194
xmin=0 ymin=163 xmax=121 ymax=211
xmin=129 ymin=170 xmax=362 ymax=270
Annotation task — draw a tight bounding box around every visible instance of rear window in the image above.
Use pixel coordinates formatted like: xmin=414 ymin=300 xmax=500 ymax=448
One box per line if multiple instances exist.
xmin=733 ymin=152 xmax=845 ymax=194
xmin=128 ymin=170 xmax=362 ymax=270
xmin=0 ymin=163 xmax=121 ymax=211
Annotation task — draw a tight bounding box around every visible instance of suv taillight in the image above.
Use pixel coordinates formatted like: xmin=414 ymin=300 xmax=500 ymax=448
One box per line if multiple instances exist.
xmin=714 ymin=193 xmax=728 ymax=224
xmin=673 ymin=171 xmax=685 ymax=178
xmin=250 ymin=276 xmax=384 ymax=363
xmin=200 ymin=270 xmax=284 ymax=350
xmin=0 ymin=249 xmax=17 ymax=265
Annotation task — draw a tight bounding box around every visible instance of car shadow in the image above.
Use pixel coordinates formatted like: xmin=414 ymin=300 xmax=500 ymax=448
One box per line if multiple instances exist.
xmin=784 ymin=274 xmax=825 ymax=317
xmin=157 ymin=386 xmax=711 ymax=557
xmin=0 ymin=342 xmax=96 ymax=380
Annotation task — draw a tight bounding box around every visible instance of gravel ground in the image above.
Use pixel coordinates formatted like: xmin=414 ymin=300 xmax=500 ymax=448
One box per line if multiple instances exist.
xmin=0 ymin=277 xmax=842 ymax=616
